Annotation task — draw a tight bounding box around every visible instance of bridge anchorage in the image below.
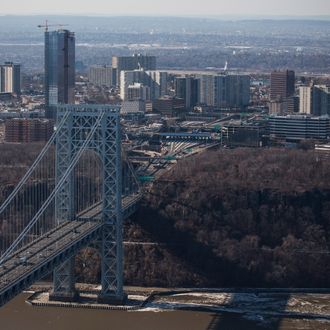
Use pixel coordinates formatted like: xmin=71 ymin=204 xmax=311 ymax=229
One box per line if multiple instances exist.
xmin=0 ymin=104 xmax=141 ymax=307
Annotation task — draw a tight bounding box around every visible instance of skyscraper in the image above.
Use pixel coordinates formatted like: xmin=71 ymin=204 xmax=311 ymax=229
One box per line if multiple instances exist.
xmin=270 ymin=70 xmax=295 ymax=101
xmin=0 ymin=62 xmax=21 ymax=95
xmin=45 ymin=29 xmax=75 ymax=119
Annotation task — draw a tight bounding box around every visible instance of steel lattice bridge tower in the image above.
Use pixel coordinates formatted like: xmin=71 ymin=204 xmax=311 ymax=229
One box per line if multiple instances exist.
xmin=0 ymin=104 xmax=141 ymax=307
xmin=53 ymin=104 xmax=124 ymax=303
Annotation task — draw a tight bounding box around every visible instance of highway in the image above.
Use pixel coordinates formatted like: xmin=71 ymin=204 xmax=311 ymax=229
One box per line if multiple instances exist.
xmin=0 ymin=220 xmax=102 ymax=293
xmin=0 ymin=193 xmax=142 ymax=307
xmin=78 ymin=194 xmax=142 ymax=220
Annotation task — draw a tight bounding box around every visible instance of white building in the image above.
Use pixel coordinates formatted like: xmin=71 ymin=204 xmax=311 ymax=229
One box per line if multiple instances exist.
xmin=299 ymin=86 xmax=312 ymax=114
xmin=0 ymin=62 xmax=21 ymax=95
xmin=120 ymin=70 xmax=167 ymax=101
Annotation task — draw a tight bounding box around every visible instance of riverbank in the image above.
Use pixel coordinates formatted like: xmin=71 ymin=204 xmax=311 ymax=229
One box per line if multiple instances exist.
xmin=1 ymin=289 xmax=330 ymax=330
xmin=25 ymin=285 xmax=330 ymax=325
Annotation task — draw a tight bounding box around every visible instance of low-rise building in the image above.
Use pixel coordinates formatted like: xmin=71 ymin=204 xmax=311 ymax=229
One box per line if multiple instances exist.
xmin=268 ymin=115 xmax=330 ymax=141
xmin=222 ymin=123 xmax=267 ymax=147
xmin=153 ymin=97 xmax=185 ymax=117
xmin=5 ymin=118 xmax=53 ymax=143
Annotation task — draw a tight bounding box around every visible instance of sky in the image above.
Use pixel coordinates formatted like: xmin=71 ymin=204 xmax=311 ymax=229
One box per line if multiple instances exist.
xmin=0 ymin=0 xmax=330 ymax=17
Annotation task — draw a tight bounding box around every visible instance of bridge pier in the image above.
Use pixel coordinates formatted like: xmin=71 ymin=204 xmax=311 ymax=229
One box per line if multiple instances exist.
xmin=49 ymin=258 xmax=79 ymax=302
xmin=97 ymin=223 xmax=126 ymax=305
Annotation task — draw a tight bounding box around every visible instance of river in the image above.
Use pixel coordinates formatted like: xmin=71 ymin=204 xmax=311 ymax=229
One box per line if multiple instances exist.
xmin=0 ymin=293 xmax=330 ymax=330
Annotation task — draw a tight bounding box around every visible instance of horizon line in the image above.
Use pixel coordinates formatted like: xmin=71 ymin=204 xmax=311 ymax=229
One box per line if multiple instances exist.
xmin=0 ymin=13 xmax=330 ymax=20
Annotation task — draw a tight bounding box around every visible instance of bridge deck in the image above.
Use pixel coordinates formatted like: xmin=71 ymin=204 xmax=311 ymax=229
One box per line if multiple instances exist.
xmin=78 ymin=194 xmax=142 ymax=220
xmin=0 ymin=193 xmax=141 ymax=307
xmin=0 ymin=221 xmax=99 ymax=285
xmin=0 ymin=220 xmax=102 ymax=307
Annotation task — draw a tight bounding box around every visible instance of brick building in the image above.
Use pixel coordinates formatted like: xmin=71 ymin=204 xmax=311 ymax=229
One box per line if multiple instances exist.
xmin=5 ymin=118 xmax=54 ymax=143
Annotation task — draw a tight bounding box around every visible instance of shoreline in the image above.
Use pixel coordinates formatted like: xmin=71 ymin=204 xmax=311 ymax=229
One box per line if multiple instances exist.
xmin=27 ymin=283 xmax=330 ymax=294
xmin=25 ymin=285 xmax=330 ymax=322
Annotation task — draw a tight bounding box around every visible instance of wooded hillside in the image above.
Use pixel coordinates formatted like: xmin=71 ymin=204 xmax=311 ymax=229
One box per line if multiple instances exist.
xmin=122 ymin=148 xmax=330 ymax=288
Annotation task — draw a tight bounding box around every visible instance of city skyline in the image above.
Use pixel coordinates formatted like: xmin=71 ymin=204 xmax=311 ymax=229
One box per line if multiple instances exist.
xmin=0 ymin=0 xmax=330 ymax=17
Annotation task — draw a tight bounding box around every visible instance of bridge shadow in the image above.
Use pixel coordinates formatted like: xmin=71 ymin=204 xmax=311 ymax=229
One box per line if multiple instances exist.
xmin=205 ymin=292 xmax=291 ymax=330
xmin=130 ymin=204 xmax=291 ymax=330
xmin=131 ymin=206 xmax=238 ymax=285
xmin=206 ymin=312 xmax=273 ymax=330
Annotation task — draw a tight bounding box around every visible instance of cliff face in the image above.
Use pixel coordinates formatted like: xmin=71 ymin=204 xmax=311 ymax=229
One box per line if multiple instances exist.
xmin=122 ymin=149 xmax=330 ymax=288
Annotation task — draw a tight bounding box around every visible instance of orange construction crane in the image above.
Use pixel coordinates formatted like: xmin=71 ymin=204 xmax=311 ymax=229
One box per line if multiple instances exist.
xmin=37 ymin=20 xmax=69 ymax=32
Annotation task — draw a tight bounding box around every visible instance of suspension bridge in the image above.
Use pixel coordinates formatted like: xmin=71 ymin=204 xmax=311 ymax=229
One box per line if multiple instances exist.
xmin=0 ymin=104 xmax=141 ymax=307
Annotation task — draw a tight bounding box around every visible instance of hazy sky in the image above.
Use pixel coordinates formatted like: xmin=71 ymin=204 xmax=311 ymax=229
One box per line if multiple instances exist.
xmin=0 ymin=0 xmax=330 ymax=16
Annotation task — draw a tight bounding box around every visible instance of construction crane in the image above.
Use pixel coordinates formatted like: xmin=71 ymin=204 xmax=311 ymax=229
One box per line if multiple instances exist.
xmin=37 ymin=20 xmax=69 ymax=32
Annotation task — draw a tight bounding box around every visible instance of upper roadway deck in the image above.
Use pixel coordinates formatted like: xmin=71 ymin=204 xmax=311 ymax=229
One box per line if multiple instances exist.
xmin=0 ymin=193 xmax=141 ymax=307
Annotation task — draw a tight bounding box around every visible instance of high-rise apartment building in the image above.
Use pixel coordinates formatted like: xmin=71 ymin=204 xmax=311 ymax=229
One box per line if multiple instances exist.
xmin=45 ymin=29 xmax=75 ymax=119
xmin=199 ymin=75 xmax=215 ymax=106
xmin=127 ymin=83 xmax=151 ymax=101
xmin=214 ymin=75 xmax=227 ymax=108
xmin=147 ymin=71 xmax=168 ymax=99
xmin=198 ymin=74 xmax=250 ymax=109
xmin=112 ymin=54 xmax=156 ymax=86
xmin=226 ymin=75 xmax=250 ymax=109
xmin=0 ymin=62 xmax=21 ymax=95
xmin=270 ymin=70 xmax=295 ymax=101
xmin=299 ymin=86 xmax=312 ymax=114
xmin=312 ymin=85 xmax=330 ymax=116
xmin=88 ymin=65 xmax=114 ymax=87
xmin=175 ymin=76 xmax=200 ymax=109
xmin=120 ymin=70 xmax=167 ymax=101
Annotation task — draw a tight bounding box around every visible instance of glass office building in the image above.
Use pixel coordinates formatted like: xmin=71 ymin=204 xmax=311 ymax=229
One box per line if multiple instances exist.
xmin=45 ymin=30 xmax=75 ymax=119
